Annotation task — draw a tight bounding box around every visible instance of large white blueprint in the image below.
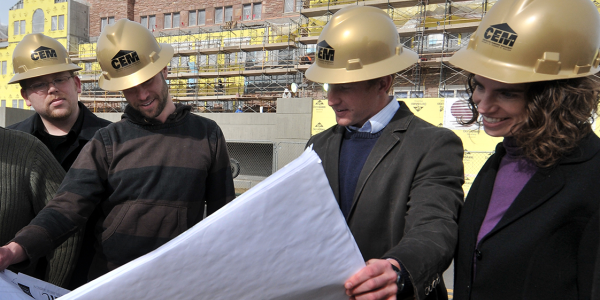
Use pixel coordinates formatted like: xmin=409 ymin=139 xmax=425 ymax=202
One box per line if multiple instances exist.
xmin=59 ymin=148 xmax=365 ymax=299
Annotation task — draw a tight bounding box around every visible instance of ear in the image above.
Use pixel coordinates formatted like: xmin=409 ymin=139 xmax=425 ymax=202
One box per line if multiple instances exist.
xmin=379 ymin=75 xmax=393 ymax=94
xmin=73 ymin=75 xmax=82 ymax=93
xmin=20 ymin=89 xmax=32 ymax=107
xmin=161 ymin=66 xmax=168 ymax=78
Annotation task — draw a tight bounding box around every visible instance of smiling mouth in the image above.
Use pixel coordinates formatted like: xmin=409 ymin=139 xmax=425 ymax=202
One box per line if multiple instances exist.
xmin=482 ymin=116 xmax=507 ymax=124
xmin=140 ymin=99 xmax=155 ymax=107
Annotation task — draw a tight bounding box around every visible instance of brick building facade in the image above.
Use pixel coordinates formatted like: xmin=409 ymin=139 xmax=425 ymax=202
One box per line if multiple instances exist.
xmin=86 ymin=0 xmax=299 ymax=38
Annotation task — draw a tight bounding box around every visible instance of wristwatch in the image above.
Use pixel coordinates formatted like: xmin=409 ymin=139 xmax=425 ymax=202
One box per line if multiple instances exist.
xmin=389 ymin=263 xmax=405 ymax=292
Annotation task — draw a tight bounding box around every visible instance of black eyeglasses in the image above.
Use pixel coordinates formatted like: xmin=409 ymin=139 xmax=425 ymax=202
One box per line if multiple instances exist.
xmin=27 ymin=76 xmax=73 ymax=93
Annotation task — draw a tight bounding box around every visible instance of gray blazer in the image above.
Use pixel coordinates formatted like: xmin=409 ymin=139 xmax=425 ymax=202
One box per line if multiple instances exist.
xmin=308 ymin=102 xmax=464 ymax=300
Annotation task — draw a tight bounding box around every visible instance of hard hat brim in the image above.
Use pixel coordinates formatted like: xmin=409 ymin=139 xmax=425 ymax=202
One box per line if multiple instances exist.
xmin=8 ymin=63 xmax=82 ymax=85
xmin=305 ymin=50 xmax=418 ymax=84
xmin=98 ymin=43 xmax=174 ymax=91
xmin=449 ymin=49 xmax=600 ymax=84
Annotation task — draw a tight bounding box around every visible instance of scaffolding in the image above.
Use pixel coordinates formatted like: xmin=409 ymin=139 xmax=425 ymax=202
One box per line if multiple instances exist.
xmin=72 ymin=19 xmax=305 ymax=113
xmin=296 ymin=0 xmax=498 ymax=99
xmin=71 ymin=0 xmax=531 ymax=113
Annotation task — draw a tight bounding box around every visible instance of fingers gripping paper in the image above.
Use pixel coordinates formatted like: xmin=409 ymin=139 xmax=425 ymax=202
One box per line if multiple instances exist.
xmin=60 ymin=148 xmax=365 ymax=300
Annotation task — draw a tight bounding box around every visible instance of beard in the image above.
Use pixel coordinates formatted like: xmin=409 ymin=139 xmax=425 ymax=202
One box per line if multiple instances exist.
xmin=39 ymin=99 xmax=77 ymax=121
xmin=136 ymin=75 xmax=169 ymax=120
xmin=152 ymin=77 xmax=169 ymax=118
xmin=45 ymin=107 xmax=73 ymax=120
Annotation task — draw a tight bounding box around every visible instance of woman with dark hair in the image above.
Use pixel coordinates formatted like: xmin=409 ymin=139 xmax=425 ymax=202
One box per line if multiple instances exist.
xmin=449 ymin=0 xmax=600 ymax=299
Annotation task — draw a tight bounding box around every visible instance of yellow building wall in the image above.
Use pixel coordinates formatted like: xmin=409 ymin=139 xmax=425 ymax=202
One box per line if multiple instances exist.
xmin=0 ymin=0 xmax=70 ymax=109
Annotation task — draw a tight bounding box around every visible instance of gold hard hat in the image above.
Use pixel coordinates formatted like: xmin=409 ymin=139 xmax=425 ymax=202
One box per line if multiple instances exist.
xmin=449 ymin=0 xmax=600 ymax=84
xmin=96 ymin=18 xmax=174 ymax=91
xmin=9 ymin=34 xmax=82 ymax=84
xmin=305 ymin=6 xmax=418 ymax=84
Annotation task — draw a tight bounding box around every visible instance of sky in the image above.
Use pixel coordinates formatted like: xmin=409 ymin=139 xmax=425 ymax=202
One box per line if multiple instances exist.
xmin=0 ymin=1 xmax=18 ymax=26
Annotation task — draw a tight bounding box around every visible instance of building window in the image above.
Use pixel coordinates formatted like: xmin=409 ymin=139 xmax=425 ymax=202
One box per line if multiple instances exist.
xmin=101 ymin=16 xmax=115 ymax=32
xmin=189 ymin=9 xmax=205 ymax=26
xmin=284 ymin=0 xmax=302 ymax=13
xmin=20 ymin=20 xmax=25 ymax=34
xmin=12 ymin=100 xmax=17 ymax=108
xmin=215 ymin=7 xmax=223 ymax=24
xmin=1 ymin=61 xmax=6 ymax=75
xmin=32 ymin=9 xmax=44 ymax=33
xmin=51 ymin=15 xmax=64 ymax=31
xmin=13 ymin=19 xmax=26 ymax=35
xmin=18 ymin=100 xmax=24 ymax=109
xmin=243 ymin=3 xmax=262 ymax=21
xmin=13 ymin=21 xmax=18 ymax=35
xmin=215 ymin=6 xmax=233 ymax=24
xmin=1 ymin=100 xmax=5 ymax=108
xmin=225 ymin=6 xmax=233 ymax=22
xmin=164 ymin=12 xmax=180 ymax=29
xmin=141 ymin=15 xmax=156 ymax=30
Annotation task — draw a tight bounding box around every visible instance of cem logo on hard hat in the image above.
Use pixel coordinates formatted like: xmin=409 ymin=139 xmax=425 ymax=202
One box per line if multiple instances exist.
xmin=317 ymin=40 xmax=335 ymax=63
xmin=482 ymin=23 xmax=518 ymax=51
xmin=111 ymin=50 xmax=141 ymax=71
xmin=31 ymin=46 xmax=58 ymax=61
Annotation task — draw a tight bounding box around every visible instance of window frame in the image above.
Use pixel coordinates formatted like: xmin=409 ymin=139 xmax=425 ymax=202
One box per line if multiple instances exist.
xmin=101 ymin=16 xmax=115 ymax=32
xmin=58 ymin=14 xmax=64 ymax=30
xmin=243 ymin=3 xmax=263 ymax=21
xmin=32 ymin=9 xmax=44 ymax=33
xmin=51 ymin=15 xmax=57 ymax=31
xmin=215 ymin=6 xmax=233 ymax=24
xmin=224 ymin=6 xmax=233 ymax=22
xmin=188 ymin=9 xmax=206 ymax=26
xmin=164 ymin=12 xmax=180 ymax=29
xmin=215 ymin=7 xmax=224 ymax=24
xmin=141 ymin=15 xmax=156 ymax=30
xmin=284 ymin=0 xmax=302 ymax=13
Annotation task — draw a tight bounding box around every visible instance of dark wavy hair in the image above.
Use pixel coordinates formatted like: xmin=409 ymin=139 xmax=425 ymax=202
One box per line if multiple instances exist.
xmin=462 ymin=73 xmax=600 ymax=168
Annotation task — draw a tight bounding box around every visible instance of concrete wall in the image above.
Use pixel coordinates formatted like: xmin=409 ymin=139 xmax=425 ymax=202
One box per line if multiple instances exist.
xmin=275 ymin=97 xmax=312 ymax=141
xmin=201 ymin=113 xmax=277 ymax=142
xmin=0 ymin=107 xmax=35 ymax=127
xmin=95 ymin=113 xmax=122 ymax=123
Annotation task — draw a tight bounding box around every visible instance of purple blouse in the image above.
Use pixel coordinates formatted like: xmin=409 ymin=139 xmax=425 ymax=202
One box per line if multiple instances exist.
xmin=476 ymin=138 xmax=538 ymax=244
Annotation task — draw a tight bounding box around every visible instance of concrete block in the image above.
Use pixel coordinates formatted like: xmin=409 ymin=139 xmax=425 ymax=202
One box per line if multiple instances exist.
xmin=0 ymin=107 xmax=36 ymax=127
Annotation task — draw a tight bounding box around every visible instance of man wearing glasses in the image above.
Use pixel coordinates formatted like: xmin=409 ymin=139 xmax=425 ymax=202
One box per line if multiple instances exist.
xmin=7 ymin=34 xmax=111 ymax=289
xmin=8 ymin=34 xmax=111 ymax=172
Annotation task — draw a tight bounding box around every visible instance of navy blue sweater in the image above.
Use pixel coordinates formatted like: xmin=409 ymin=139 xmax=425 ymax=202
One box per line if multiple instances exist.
xmin=338 ymin=130 xmax=382 ymax=218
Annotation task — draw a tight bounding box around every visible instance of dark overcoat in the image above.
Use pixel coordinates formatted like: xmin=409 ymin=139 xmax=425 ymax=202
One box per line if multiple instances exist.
xmin=308 ymin=102 xmax=464 ymax=300
xmin=454 ymin=133 xmax=600 ymax=300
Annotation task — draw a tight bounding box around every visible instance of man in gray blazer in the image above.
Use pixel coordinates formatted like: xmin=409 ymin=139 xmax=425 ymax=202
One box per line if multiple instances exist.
xmin=305 ymin=6 xmax=464 ymax=300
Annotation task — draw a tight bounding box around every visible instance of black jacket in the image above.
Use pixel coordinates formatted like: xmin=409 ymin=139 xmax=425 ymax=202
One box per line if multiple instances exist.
xmin=8 ymin=102 xmax=111 ymax=171
xmin=454 ymin=133 xmax=600 ymax=300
